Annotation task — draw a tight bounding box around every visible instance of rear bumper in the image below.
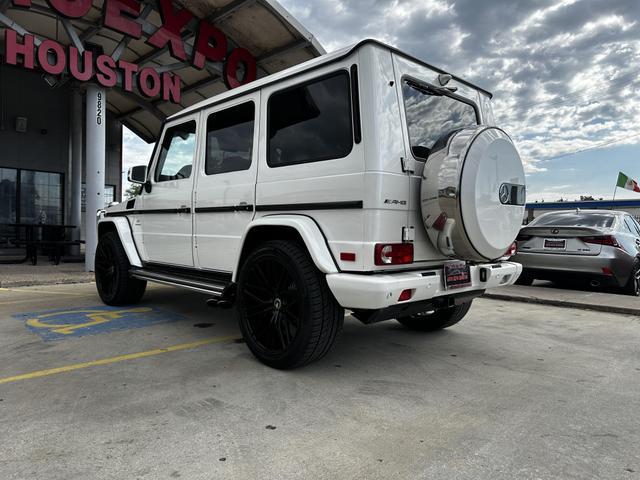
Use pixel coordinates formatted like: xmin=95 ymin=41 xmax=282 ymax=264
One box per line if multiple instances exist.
xmin=511 ymin=249 xmax=633 ymax=287
xmin=326 ymin=261 xmax=522 ymax=310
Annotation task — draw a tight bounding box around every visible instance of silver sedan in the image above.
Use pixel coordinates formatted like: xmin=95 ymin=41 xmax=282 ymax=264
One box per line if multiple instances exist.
xmin=512 ymin=210 xmax=640 ymax=296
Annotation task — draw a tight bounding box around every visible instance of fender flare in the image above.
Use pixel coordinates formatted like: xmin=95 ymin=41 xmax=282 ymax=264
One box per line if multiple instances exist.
xmin=234 ymin=215 xmax=338 ymax=281
xmin=98 ymin=217 xmax=142 ymax=267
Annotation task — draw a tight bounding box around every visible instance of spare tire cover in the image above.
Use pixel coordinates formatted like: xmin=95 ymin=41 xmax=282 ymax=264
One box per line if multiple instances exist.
xmin=421 ymin=126 xmax=526 ymax=262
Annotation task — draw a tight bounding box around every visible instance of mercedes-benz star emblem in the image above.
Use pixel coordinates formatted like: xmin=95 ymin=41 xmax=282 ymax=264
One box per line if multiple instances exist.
xmin=499 ymin=184 xmax=511 ymax=204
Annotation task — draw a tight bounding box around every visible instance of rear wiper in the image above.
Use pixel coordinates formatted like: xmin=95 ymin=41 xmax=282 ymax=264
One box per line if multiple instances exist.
xmin=407 ymin=81 xmax=445 ymax=97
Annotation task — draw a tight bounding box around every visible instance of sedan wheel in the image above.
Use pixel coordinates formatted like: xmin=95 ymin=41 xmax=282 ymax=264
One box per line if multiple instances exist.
xmin=623 ymin=262 xmax=640 ymax=297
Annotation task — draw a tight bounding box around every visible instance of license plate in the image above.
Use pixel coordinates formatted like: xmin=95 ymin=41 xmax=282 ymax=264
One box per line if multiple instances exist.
xmin=544 ymin=238 xmax=566 ymax=250
xmin=443 ymin=261 xmax=472 ymax=290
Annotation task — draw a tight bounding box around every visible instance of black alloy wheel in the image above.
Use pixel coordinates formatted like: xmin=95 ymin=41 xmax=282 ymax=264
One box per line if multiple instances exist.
xmin=95 ymin=232 xmax=147 ymax=306
xmin=237 ymin=240 xmax=343 ymax=369
xmin=242 ymin=256 xmax=302 ymax=353
xmin=95 ymin=240 xmax=118 ymax=299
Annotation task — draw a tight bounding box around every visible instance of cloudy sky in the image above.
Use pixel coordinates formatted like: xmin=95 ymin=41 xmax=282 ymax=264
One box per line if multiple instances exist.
xmin=124 ymin=0 xmax=640 ymax=201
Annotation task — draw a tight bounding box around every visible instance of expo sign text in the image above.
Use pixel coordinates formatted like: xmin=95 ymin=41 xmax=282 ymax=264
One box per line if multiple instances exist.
xmin=2 ymin=0 xmax=258 ymax=103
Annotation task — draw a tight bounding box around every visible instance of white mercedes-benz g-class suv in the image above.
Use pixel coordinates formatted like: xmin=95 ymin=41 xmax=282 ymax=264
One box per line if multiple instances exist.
xmin=96 ymin=40 xmax=525 ymax=369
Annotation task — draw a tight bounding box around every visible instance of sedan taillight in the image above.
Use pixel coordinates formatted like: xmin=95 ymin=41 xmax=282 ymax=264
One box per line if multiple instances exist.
xmin=504 ymin=242 xmax=517 ymax=257
xmin=374 ymin=243 xmax=414 ymax=265
xmin=583 ymin=235 xmax=621 ymax=248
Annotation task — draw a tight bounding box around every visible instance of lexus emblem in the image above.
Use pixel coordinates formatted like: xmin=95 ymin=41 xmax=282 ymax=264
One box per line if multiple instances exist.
xmin=552 ymin=229 xmax=560 ymax=235
xmin=499 ymin=184 xmax=511 ymax=204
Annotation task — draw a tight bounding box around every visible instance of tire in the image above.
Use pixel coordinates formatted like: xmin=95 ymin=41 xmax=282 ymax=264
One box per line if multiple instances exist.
xmin=515 ymin=270 xmax=534 ymax=286
xmin=622 ymin=261 xmax=640 ymax=297
xmin=396 ymin=301 xmax=473 ymax=332
xmin=237 ymin=240 xmax=344 ymax=369
xmin=95 ymin=231 xmax=146 ymax=306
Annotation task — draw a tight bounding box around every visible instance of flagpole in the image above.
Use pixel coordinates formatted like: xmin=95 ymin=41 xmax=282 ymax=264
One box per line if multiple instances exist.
xmin=613 ymin=186 xmax=618 ymax=202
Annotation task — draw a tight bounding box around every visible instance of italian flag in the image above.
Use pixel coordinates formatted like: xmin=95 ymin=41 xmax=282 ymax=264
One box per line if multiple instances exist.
xmin=617 ymin=172 xmax=640 ymax=193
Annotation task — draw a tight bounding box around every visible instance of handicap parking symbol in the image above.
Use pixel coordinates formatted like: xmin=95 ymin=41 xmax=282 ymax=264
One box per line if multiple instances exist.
xmin=14 ymin=305 xmax=185 ymax=341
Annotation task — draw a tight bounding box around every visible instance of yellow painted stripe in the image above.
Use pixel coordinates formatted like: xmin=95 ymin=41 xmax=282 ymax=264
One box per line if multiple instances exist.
xmin=0 ymin=336 xmax=239 ymax=385
xmin=0 ymin=299 xmax=57 ymax=306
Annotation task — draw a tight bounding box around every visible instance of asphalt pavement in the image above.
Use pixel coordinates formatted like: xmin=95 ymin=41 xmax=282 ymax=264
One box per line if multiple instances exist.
xmin=0 ymin=283 xmax=638 ymax=479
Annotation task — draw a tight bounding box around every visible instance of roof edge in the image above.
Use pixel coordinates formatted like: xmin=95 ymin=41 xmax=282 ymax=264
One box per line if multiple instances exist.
xmin=261 ymin=0 xmax=326 ymax=56
xmin=169 ymin=38 xmax=493 ymax=121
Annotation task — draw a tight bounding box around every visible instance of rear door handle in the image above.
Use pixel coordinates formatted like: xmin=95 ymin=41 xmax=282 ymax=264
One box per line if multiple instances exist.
xmin=235 ymin=202 xmax=253 ymax=212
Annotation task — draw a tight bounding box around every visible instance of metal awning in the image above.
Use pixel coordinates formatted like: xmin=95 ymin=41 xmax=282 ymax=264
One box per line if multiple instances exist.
xmin=0 ymin=0 xmax=324 ymax=142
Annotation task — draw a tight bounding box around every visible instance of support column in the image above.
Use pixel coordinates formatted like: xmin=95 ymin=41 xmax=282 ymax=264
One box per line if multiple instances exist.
xmin=85 ymin=85 xmax=106 ymax=272
xmin=70 ymin=89 xmax=83 ymax=256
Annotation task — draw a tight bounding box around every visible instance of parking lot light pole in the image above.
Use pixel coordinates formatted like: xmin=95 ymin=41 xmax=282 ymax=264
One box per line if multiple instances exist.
xmin=85 ymin=84 xmax=106 ymax=272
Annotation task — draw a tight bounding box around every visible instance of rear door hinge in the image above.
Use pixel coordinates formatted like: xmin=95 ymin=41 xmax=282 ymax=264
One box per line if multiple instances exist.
xmin=402 ymin=226 xmax=415 ymax=242
xmin=401 ymin=157 xmax=414 ymax=174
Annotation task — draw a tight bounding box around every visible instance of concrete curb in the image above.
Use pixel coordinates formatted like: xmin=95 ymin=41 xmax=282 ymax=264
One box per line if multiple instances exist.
xmin=0 ymin=279 xmax=95 ymax=288
xmin=483 ymin=292 xmax=640 ymax=317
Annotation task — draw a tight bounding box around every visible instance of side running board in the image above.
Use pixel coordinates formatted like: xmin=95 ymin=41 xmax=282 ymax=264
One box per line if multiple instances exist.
xmin=130 ymin=268 xmax=233 ymax=299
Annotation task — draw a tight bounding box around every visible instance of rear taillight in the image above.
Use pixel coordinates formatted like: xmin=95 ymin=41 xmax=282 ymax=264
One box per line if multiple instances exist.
xmin=583 ymin=236 xmax=621 ymax=248
xmin=374 ymin=243 xmax=414 ymax=265
xmin=505 ymin=242 xmax=517 ymax=257
xmin=398 ymin=289 xmax=414 ymax=302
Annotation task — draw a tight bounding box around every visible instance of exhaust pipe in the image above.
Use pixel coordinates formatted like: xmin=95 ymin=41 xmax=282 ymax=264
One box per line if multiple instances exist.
xmin=590 ymin=280 xmax=601 ymax=287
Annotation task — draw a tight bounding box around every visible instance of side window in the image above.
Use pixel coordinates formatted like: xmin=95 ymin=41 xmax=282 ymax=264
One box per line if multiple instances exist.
xmin=624 ymin=216 xmax=640 ymax=236
xmin=631 ymin=217 xmax=640 ymax=235
xmin=268 ymin=71 xmax=353 ymax=167
xmin=206 ymin=102 xmax=255 ymax=175
xmin=155 ymin=121 xmax=197 ymax=182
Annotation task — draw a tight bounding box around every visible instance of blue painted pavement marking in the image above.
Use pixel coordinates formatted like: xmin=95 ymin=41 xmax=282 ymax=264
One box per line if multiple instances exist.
xmin=14 ymin=305 xmax=186 ymax=341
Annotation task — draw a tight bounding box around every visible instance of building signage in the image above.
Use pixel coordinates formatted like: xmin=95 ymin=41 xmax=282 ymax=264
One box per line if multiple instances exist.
xmin=2 ymin=0 xmax=258 ymax=103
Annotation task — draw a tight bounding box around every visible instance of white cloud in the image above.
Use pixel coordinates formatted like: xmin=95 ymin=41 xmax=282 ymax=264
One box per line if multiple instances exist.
xmin=281 ymin=0 xmax=640 ymax=170
xmin=121 ymin=127 xmax=154 ymax=192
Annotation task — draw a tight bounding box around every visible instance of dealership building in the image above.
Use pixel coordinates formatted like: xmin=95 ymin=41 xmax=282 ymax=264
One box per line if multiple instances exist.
xmin=0 ymin=0 xmax=323 ymax=269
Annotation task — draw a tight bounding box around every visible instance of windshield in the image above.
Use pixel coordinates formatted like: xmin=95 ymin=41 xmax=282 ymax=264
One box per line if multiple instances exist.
xmin=402 ymin=80 xmax=478 ymax=160
xmin=532 ymin=212 xmax=615 ymax=228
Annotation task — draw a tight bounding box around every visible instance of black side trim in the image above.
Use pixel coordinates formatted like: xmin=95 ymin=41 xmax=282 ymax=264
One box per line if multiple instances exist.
xmin=126 ymin=199 xmax=136 ymax=210
xmin=256 ymin=201 xmax=363 ymax=212
xmin=195 ymin=205 xmax=254 ymax=213
xmin=350 ymin=64 xmax=362 ymax=144
xmin=143 ymin=262 xmax=233 ymax=284
xmin=105 ymin=207 xmax=191 ymax=217
xmin=107 ymin=202 xmax=360 ymax=216
xmin=105 ymin=211 xmax=133 ymax=218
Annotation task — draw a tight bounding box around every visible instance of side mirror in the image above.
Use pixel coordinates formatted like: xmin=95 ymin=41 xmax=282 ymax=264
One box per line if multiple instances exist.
xmin=127 ymin=165 xmax=148 ymax=184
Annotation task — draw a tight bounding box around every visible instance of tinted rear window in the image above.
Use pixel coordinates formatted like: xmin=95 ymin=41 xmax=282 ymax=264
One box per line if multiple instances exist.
xmin=533 ymin=213 xmax=615 ymax=228
xmin=402 ymin=80 xmax=478 ymax=160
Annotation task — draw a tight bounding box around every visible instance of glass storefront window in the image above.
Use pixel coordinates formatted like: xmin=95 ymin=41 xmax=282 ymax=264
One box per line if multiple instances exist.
xmin=19 ymin=170 xmax=63 ymax=224
xmin=0 ymin=168 xmax=17 ymax=224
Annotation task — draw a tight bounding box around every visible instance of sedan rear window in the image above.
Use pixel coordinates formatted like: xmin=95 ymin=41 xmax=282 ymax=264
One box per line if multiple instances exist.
xmin=532 ymin=213 xmax=615 ymax=228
